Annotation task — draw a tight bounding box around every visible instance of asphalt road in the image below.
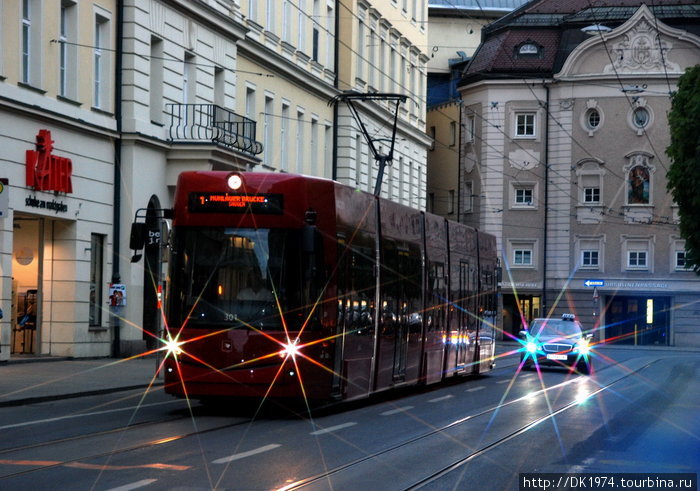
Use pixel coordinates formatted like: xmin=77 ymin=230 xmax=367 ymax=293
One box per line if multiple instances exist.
xmin=0 ymin=346 xmax=697 ymax=490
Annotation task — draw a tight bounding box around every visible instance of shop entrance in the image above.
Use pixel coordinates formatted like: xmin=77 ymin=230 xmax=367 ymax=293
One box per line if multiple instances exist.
xmin=502 ymin=294 xmax=541 ymax=338
xmin=11 ymin=216 xmax=43 ymax=355
xmin=604 ymin=295 xmax=670 ymax=346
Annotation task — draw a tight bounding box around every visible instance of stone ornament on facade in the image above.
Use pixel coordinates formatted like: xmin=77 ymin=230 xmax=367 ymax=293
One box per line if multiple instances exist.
xmin=604 ymin=16 xmax=681 ymax=74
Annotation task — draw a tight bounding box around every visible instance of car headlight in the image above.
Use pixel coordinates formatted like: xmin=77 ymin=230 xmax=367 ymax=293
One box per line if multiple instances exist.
xmin=576 ymin=338 xmax=591 ymax=356
xmin=526 ymin=341 xmax=538 ymax=353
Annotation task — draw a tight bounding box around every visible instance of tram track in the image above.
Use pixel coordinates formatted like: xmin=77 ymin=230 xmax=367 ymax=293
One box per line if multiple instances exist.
xmin=279 ymin=360 xmax=657 ymax=490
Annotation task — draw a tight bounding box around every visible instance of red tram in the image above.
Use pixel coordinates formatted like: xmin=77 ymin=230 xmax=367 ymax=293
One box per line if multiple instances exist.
xmin=147 ymin=171 xmax=498 ymax=403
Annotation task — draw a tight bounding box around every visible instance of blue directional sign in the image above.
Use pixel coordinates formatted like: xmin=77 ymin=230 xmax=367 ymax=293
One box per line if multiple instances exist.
xmin=584 ymin=280 xmax=604 ymax=287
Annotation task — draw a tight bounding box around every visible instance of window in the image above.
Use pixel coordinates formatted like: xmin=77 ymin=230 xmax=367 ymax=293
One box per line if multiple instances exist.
xmin=675 ymin=251 xmax=687 ymax=270
xmin=310 ymin=117 xmax=319 ymax=176
xmin=183 ymin=53 xmax=196 ymax=105
xmin=149 ymin=37 xmax=164 ymax=123
xmin=280 ymin=102 xmax=290 ymax=171
xmin=672 ymin=240 xmax=690 ymax=271
xmin=628 ymin=251 xmax=647 ymax=269
xmin=515 ymin=113 xmax=536 ymax=138
xmin=427 ymin=193 xmax=434 ymax=213
xmin=282 ymin=0 xmax=291 ymax=42
xmin=266 ymin=0 xmax=275 ymax=30
xmin=264 ymin=95 xmax=274 ymax=166
xmin=584 ymin=186 xmax=600 ymax=203
xmin=429 ymin=126 xmax=436 ymax=150
xmin=449 ymin=121 xmax=457 ymax=146
xmin=586 ymin=108 xmax=601 ymax=130
xmin=518 ymin=43 xmax=539 ymax=55
xmin=312 ymin=0 xmax=320 ymax=61
xmin=89 ymin=234 xmax=105 ymax=326
xmin=298 ymin=0 xmax=306 ymax=51
xmin=245 ymin=86 xmax=256 ymax=121
xmin=94 ymin=12 xmax=110 ymax=109
xmin=296 ymin=109 xmax=305 ymax=174
xmin=463 ymin=181 xmax=473 ymax=213
xmin=465 ymin=115 xmax=475 ymax=143
xmin=448 ymin=190 xmax=455 ymax=215
xmin=514 ymin=249 xmax=533 ymax=266
xmin=22 ymin=0 xmax=42 ymax=86
xmin=59 ymin=1 xmax=77 ymax=99
xmin=214 ymin=66 xmax=225 ymax=107
xmin=515 ymin=188 xmax=533 ymax=206
xmin=512 ymin=182 xmax=536 ymax=208
xmin=582 ymin=250 xmax=599 ymax=268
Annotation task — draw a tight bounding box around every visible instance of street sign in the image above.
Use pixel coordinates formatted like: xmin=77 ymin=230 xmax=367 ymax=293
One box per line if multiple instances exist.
xmin=584 ymin=279 xmax=604 ymax=287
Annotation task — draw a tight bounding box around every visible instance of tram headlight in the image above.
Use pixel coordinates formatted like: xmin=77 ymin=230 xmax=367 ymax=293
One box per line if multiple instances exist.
xmin=227 ymin=173 xmax=243 ymax=190
xmin=279 ymin=340 xmax=300 ymax=359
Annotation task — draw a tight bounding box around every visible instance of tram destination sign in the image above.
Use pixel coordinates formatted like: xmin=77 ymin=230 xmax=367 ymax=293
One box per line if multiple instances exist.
xmin=188 ymin=192 xmax=283 ymax=214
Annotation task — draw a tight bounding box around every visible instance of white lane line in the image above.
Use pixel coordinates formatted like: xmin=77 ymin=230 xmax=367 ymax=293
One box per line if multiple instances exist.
xmin=496 ymin=379 xmax=510 ymax=384
xmin=309 ymin=422 xmax=357 ymax=435
xmin=381 ymin=406 xmax=414 ymax=416
xmin=105 ymin=479 xmax=158 ymax=491
xmin=466 ymin=386 xmax=485 ymax=393
xmin=212 ymin=444 xmax=281 ymax=464
xmin=0 ymin=400 xmax=182 ymax=431
xmin=428 ymin=395 xmax=454 ymax=403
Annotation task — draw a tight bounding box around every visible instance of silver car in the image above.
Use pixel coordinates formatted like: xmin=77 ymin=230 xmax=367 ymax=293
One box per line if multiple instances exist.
xmin=519 ymin=314 xmax=593 ymax=375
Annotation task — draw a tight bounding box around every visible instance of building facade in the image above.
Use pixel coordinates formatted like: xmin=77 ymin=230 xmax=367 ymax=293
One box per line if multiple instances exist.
xmin=1 ymin=0 xmax=435 ymax=359
xmin=458 ymin=0 xmax=700 ymax=346
xmin=335 ymin=0 xmax=431 ymax=208
xmin=426 ymin=0 xmax=528 ymax=219
xmin=1 ymin=0 xmax=118 ymax=360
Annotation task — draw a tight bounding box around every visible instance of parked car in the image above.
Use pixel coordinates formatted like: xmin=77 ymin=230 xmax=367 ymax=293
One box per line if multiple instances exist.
xmin=519 ymin=314 xmax=593 ymax=374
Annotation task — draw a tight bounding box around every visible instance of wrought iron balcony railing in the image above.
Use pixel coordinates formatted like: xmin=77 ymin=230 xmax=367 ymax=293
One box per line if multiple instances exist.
xmin=167 ymin=103 xmax=263 ymax=155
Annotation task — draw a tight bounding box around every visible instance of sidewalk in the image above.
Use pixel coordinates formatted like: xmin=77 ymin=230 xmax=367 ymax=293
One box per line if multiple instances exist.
xmin=0 ymin=356 xmax=163 ymax=407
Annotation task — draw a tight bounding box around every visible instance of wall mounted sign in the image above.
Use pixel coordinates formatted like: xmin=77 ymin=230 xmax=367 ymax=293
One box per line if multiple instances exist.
xmin=26 ymin=129 xmax=73 ymax=193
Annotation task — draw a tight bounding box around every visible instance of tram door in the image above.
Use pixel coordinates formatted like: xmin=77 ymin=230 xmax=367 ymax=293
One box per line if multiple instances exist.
xmin=457 ymin=261 xmax=476 ymax=370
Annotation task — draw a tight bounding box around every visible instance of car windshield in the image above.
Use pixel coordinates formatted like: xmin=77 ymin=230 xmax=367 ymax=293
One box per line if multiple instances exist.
xmin=529 ymin=319 xmax=582 ymax=339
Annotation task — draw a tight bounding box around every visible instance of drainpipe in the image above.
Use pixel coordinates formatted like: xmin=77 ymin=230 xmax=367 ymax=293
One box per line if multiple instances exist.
xmin=542 ymin=82 xmax=550 ymax=315
xmin=112 ymin=0 xmax=125 ymax=357
xmin=331 ymin=2 xmax=340 ymax=180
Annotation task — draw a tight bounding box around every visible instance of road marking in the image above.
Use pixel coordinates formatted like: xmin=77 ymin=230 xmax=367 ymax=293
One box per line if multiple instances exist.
xmin=496 ymin=379 xmax=510 ymax=384
xmin=0 ymin=460 xmax=189 ymax=471
xmin=309 ymin=422 xmax=357 ymax=435
xmin=106 ymin=480 xmax=158 ymax=491
xmin=466 ymin=386 xmax=485 ymax=392
xmin=212 ymin=444 xmax=281 ymax=464
xmin=428 ymin=395 xmax=454 ymax=403
xmin=381 ymin=406 xmax=414 ymax=416
xmin=0 ymin=400 xmax=182 ymax=431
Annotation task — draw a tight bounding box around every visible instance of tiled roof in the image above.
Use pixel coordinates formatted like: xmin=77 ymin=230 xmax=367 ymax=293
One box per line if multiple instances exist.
xmin=462 ymin=0 xmax=700 ymax=82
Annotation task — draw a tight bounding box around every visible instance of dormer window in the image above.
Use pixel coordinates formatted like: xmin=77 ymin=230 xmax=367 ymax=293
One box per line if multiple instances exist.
xmin=515 ymin=41 xmax=543 ymax=59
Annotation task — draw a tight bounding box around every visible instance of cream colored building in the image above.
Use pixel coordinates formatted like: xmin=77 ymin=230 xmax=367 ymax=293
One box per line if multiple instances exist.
xmin=425 ymin=0 xmax=527 ymax=219
xmin=0 ymin=0 xmax=118 ymax=359
xmin=459 ymin=1 xmax=700 ymax=346
xmin=335 ymin=0 xmax=431 ymax=208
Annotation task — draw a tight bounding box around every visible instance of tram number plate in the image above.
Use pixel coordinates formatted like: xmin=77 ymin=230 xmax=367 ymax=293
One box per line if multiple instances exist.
xmin=546 ymin=354 xmax=567 ymax=361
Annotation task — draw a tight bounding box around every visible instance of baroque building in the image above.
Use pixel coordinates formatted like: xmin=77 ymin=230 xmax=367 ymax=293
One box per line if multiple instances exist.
xmin=458 ymin=0 xmax=700 ymax=346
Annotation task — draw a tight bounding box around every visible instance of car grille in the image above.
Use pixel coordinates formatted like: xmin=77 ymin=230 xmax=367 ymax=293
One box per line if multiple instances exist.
xmin=543 ymin=343 xmax=572 ymax=354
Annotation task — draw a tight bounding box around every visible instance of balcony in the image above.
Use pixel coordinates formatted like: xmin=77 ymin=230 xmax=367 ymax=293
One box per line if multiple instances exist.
xmin=167 ymin=103 xmax=263 ymax=156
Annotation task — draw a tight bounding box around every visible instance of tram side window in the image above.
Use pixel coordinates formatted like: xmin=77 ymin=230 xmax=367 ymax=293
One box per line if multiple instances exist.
xmin=427 ymin=262 xmax=445 ymax=332
xmin=338 ymin=235 xmax=375 ymax=335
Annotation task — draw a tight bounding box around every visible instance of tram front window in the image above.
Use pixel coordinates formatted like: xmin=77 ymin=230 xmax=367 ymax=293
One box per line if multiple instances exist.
xmin=170 ymin=227 xmax=312 ymax=330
